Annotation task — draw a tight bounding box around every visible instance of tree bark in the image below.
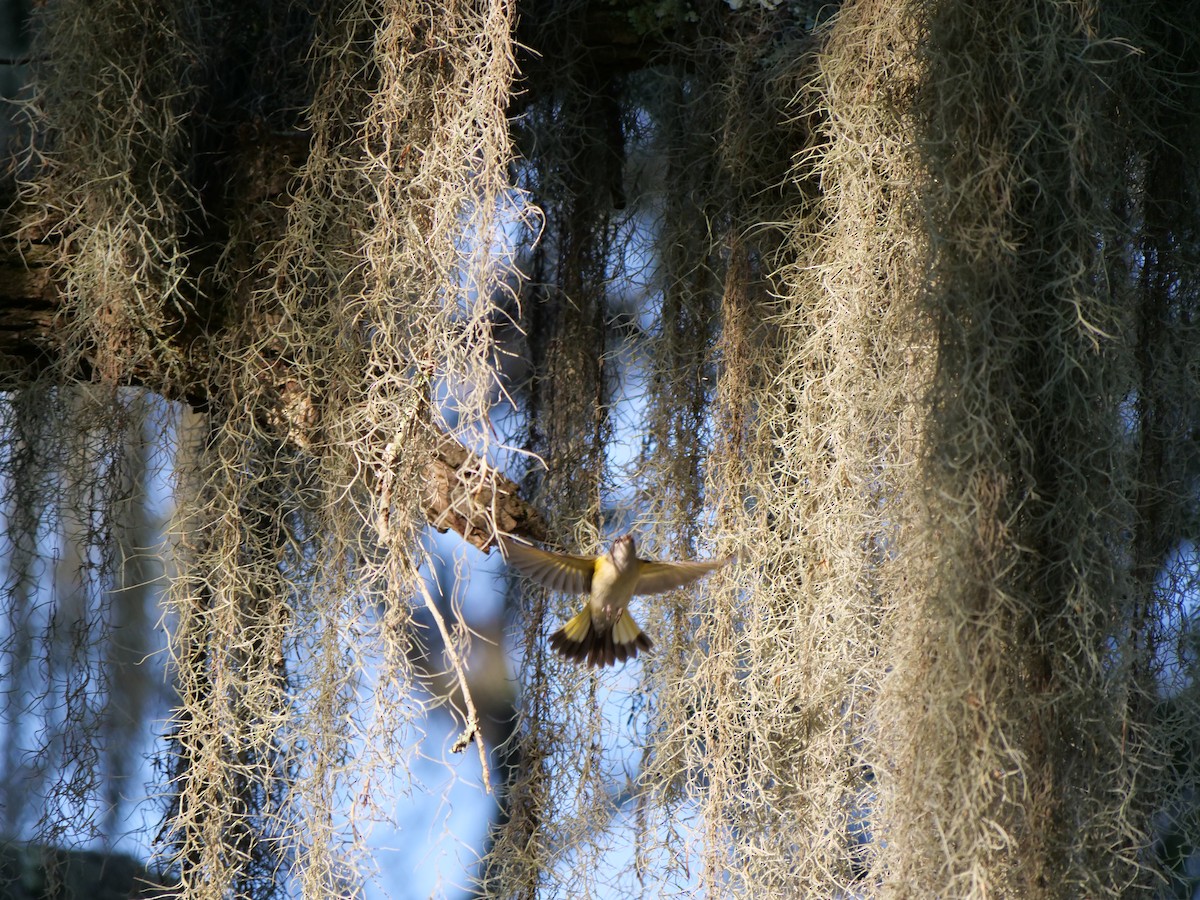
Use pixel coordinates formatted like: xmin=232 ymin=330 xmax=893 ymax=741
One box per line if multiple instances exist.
xmin=0 ymin=227 xmax=546 ymax=551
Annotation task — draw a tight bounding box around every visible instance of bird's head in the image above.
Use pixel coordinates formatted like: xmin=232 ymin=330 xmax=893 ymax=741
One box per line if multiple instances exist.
xmin=610 ymin=534 xmax=636 ymax=570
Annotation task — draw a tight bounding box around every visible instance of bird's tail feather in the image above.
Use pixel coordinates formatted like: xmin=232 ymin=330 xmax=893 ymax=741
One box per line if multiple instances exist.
xmin=549 ymin=608 xmax=653 ymax=668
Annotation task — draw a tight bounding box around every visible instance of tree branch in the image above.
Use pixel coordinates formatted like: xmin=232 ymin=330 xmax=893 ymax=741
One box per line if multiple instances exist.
xmin=0 ymin=231 xmax=546 ymax=551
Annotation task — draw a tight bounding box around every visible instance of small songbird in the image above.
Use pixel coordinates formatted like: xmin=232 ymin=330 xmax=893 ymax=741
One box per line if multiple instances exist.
xmin=500 ymin=533 xmax=732 ymax=667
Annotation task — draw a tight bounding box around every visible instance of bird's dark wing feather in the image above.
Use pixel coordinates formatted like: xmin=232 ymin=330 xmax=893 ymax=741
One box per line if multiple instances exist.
xmin=634 ymin=556 xmax=732 ymax=594
xmin=500 ymin=536 xmax=595 ymax=594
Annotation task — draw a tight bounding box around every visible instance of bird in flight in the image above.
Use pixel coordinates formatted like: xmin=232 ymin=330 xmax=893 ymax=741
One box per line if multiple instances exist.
xmin=499 ymin=533 xmax=732 ymax=667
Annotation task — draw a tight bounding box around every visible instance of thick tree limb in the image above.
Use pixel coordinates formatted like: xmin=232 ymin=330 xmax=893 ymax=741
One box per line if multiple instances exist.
xmin=0 ymin=233 xmax=546 ymax=550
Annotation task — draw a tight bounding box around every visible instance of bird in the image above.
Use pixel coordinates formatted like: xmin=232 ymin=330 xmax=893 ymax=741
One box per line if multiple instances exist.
xmin=499 ymin=533 xmax=732 ymax=667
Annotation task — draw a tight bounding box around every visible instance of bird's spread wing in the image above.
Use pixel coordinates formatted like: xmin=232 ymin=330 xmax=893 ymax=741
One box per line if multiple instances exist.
xmin=634 ymin=556 xmax=732 ymax=595
xmin=500 ymin=536 xmax=596 ymax=594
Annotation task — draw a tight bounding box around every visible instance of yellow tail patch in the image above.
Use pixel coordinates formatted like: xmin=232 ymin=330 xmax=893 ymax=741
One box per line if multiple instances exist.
xmin=612 ymin=611 xmax=641 ymax=646
xmin=560 ymin=608 xmax=591 ymax=642
xmin=549 ymin=608 xmax=653 ymax=668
